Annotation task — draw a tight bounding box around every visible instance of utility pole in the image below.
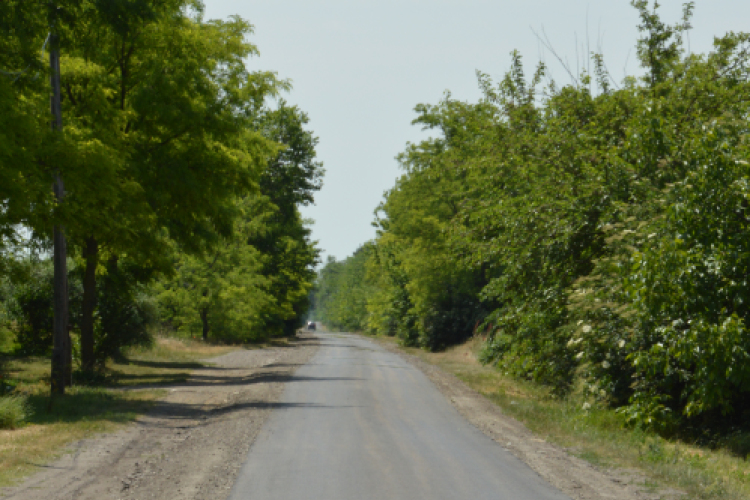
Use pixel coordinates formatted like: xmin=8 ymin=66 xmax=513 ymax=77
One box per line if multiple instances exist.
xmin=49 ymin=28 xmax=70 ymax=396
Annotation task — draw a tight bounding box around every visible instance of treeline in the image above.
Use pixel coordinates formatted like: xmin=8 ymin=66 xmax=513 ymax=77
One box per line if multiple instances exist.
xmin=314 ymin=2 xmax=750 ymax=432
xmin=1 ymin=1 xmax=321 ymax=372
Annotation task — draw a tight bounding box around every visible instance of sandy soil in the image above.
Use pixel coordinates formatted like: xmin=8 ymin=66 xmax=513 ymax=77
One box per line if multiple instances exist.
xmin=376 ymin=338 xmax=684 ymax=500
xmin=1 ymin=334 xmax=320 ymax=500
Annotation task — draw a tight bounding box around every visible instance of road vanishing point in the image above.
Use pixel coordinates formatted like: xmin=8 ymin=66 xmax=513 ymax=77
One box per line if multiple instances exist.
xmin=228 ymin=333 xmax=570 ymax=500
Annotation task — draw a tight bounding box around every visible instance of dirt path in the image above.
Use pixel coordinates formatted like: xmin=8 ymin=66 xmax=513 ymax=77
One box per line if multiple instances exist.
xmin=1 ymin=334 xmax=320 ymax=500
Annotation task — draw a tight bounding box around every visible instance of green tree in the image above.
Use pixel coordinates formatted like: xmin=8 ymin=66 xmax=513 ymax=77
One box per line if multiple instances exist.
xmin=319 ymin=1 xmax=750 ymax=431
xmin=156 ymin=103 xmax=323 ymax=342
xmin=155 ymin=198 xmax=273 ymax=341
xmin=315 ymin=246 xmax=373 ymax=332
xmin=45 ymin=0 xmax=280 ymax=368
xmin=248 ymin=103 xmax=323 ymax=336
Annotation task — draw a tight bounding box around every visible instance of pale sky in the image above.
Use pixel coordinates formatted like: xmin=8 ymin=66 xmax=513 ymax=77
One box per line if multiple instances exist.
xmin=201 ymin=0 xmax=750 ymax=263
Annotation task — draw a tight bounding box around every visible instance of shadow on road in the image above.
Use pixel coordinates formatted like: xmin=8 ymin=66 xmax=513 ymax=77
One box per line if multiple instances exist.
xmin=136 ymin=398 xmax=365 ymax=426
xmin=113 ymin=372 xmax=363 ymax=389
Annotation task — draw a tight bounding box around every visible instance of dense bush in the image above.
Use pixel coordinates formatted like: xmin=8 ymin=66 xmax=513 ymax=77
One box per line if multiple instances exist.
xmin=420 ymin=289 xmax=486 ymax=352
xmin=11 ymin=262 xmax=57 ymax=356
xmin=6 ymin=258 xmax=155 ymax=367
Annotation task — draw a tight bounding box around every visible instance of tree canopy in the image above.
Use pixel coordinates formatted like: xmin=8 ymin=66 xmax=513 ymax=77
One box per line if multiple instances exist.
xmin=1 ymin=1 xmax=322 ymax=372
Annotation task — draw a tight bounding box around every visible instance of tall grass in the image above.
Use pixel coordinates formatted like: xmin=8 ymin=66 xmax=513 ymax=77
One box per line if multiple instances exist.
xmin=0 ymin=395 xmax=30 ymax=429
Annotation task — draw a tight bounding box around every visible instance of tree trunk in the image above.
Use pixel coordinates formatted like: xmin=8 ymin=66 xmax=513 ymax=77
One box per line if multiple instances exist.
xmin=200 ymin=306 xmax=210 ymax=341
xmin=50 ymin=33 xmax=69 ymax=396
xmin=51 ymin=221 xmax=69 ymax=394
xmin=80 ymin=237 xmax=98 ymax=371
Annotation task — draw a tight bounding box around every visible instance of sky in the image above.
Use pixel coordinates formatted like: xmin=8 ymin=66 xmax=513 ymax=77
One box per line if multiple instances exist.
xmin=200 ymin=0 xmax=750 ymax=263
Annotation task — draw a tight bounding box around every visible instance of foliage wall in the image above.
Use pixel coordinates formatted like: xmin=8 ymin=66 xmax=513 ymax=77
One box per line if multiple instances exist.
xmin=315 ymin=1 xmax=750 ymax=432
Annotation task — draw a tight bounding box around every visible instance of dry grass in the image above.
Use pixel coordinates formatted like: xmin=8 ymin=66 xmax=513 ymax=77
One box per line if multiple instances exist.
xmin=377 ymin=335 xmax=750 ymax=500
xmin=0 ymin=336 xmax=241 ymax=487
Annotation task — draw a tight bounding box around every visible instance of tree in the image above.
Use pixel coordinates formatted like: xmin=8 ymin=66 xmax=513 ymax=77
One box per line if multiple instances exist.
xmin=156 ymin=103 xmax=323 ymax=342
xmin=247 ymin=102 xmax=323 ymax=336
xmin=47 ymin=0 xmax=281 ymax=368
xmin=314 ymin=246 xmax=373 ymax=332
xmin=155 ymin=198 xmax=273 ymax=342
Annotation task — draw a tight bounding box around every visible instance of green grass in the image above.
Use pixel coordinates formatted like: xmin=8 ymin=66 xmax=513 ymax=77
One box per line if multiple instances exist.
xmin=0 ymin=336 xmax=240 ymax=487
xmin=0 ymin=395 xmax=30 ymax=430
xmin=380 ymin=335 xmax=750 ymax=500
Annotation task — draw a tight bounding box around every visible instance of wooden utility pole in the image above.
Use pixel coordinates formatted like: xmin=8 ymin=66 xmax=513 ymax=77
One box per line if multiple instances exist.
xmin=49 ymin=31 xmax=70 ymax=395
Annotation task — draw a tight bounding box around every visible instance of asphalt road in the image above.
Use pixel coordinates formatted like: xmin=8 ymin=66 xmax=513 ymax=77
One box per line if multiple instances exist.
xmin=228 ymin=333 xmax=570 ymax=500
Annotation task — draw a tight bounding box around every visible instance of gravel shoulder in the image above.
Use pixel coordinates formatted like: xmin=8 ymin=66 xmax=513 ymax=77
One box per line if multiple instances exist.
xmin=1 ymin=334 xmax=320 ymax=500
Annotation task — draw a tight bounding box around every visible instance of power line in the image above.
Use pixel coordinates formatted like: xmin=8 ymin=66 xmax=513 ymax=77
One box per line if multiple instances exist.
xmin=0 ymin=33 xmax=51 ymax=81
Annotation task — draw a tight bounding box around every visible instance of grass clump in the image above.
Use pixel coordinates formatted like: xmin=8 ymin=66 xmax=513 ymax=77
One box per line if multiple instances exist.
xmin=0 ymin=395 xmax=31 ymax=429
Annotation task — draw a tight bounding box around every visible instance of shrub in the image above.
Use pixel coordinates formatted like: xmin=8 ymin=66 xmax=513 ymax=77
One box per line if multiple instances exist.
xmin=11 ymin=264 xmax=55 ymax=356
xmin=480 ymin=295 xmax=576 ymax=394
xmin=11 ymin=263 xmax=84 ymax=357
xmin=420 ymin=290 xmax=486 ymax=352
xmin=0 ymin=395 xmax=31 ymax=429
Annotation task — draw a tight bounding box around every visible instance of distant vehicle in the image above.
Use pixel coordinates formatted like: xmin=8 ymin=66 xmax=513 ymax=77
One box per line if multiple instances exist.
xmin=307 ymin=321 xmax=316 ymax=331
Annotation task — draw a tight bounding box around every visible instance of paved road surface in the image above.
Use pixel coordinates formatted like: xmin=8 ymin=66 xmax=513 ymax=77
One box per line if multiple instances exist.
xmin=228 ymin=333 xmax=570 ymax=500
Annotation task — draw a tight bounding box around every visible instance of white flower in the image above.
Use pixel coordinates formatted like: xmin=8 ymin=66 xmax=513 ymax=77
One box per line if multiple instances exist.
xmin=577 ymin=320 xmax=584 ymax=326
xmin=582 ymin=325 xmax=592 ymax=333
xmin=618 ymin=340 xmax=626 ymax=348
xmin=602 ymin=361 xmax=611 ymax=369
xmin=576 ymin=352 xmax=585 ymax=360
xmin=582 ymin=402 xmax=591 ymax=411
